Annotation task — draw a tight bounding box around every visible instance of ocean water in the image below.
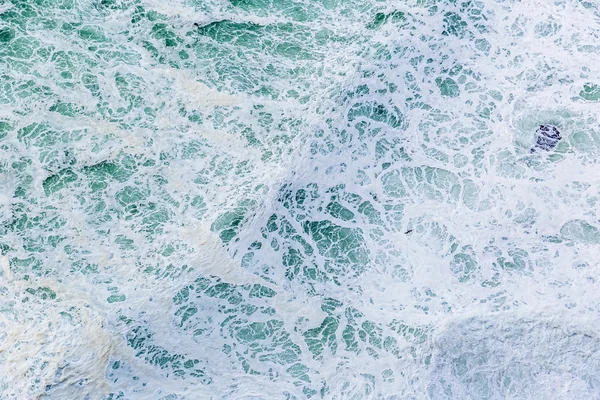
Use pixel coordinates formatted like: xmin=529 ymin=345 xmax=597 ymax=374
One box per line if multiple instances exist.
xmin=1 ymin=0 xmax=600 ymax=398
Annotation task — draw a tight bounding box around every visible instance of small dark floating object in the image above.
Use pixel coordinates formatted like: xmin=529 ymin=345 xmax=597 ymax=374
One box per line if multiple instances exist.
xmin=404 ymin=229 xmax=413 ymax=234
xmin=531 ymin=124 xmax=561 ymax=152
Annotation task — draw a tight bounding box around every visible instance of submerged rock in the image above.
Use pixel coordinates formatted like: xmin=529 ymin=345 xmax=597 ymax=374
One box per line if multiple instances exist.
xmin=531 ymin=124 xmax=561 ymax=152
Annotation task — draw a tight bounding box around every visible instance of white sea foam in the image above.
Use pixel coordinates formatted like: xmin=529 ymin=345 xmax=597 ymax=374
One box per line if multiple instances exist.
xmin=2 ymin=0 xmax=600 ymax=398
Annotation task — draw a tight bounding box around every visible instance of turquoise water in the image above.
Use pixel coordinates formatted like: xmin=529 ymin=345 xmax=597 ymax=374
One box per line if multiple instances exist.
xmin=2 ymin=0 xmax=600 ymax=398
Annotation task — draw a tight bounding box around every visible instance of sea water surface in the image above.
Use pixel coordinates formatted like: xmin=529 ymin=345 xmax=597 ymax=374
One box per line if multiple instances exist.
xmin=1 ymin=0 xmax=600 ymax=398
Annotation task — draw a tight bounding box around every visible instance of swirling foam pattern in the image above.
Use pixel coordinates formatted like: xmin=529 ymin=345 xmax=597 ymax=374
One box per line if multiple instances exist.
xmin=1 ymin=0 xmax=600 ymax=398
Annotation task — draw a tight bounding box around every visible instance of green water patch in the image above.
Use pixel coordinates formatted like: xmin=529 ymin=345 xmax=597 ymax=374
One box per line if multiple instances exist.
xmin=114 ymin=72 xmax=147 ymax=112
xmin=0 ymin=121 xmax=12 ymax=141
xmin=303 ymin=220 xmax=370 ymax=275
xmin=462 ymin=179 xmax=491 ymax=211
xmin=436 ymin=77 xmax=460 ymax=97
xmin=375 ymin=137 xmax=412 ymax=163
xmin=367 ymin=11 xmax=408 ymax=30
xmin=211 ymin=199 xmax=257 ymax=243
xmin=442 ymin=12 xmax=469 ymax=38
xmin=18 ymin=123 xmax=65 ymax=148
xmin=182 ymin=12 xmax=352 ymax=99
xmin=260 ymin=213 xmax=322 ymax=282
xmin=0 ymin=36 xmax=41 ymax=60
xmin=168 ymin=276 xmax=322 ymax=389
xmin=561 ymin=219 xmax=600 ymax=244
xmin=226 ymin=0 xmax=319 ymax=22
xmin=78 ymin=25 xmax=111 ymax=43
xmin=567 ymin=128 xmax=600 ymax=157
xmin=196 ymin=20 xmax=319 ymax=55
xmin=1 ymin=200 xmax=69 ymax=275
xmin=381 ymin=169 xmax=407 ymax=198
xmin=241 ymin=182 xmax=409 ymax=288
xmin=450 ymin=247 xmax=479 ymax=282
xmin=325 ymin=201 xmax=355 ymax=222
xmin=399 ymin=166 xmax=461 ymax=203
xmin=0 ymin=27 xmax=16 ymax=43
xmin=306 ymin=301 xmax=431 ymax=362
xmin=83 ymin=156 xmax=138 ymax=187
xmin=43 ymin=168 xmax=79 ymax=195
xmin=495 ymin=248 xmax=531 ymax=272
xmin=124 ymin=323 xmax=211 ymax=383
xmin=150 ymin=22 xmax=183 ymax=48
xmin=347 ymin=101 xmax=404 ymax=129
xmin=0 ymin=75 xmax=54 ymax=106
xmin=579 ymin=83 xmax=600 ymax=101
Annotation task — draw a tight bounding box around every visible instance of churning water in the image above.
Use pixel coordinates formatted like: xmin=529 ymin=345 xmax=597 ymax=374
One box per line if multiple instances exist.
xmin=1 ymin=0 xmax=600 ymax=398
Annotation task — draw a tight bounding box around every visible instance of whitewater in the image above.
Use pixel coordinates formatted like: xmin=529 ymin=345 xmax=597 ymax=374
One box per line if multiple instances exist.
xmin=1 ymin=0 xmax=600 ymax=398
